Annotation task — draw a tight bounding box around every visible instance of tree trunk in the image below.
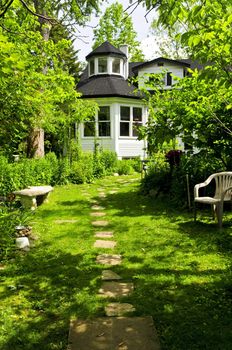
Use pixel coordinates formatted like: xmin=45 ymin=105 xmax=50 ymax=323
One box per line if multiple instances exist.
xmin=27 ymin=128 xmax=44 ymax=158
xmin=28 ymin=2 xmax=51 ymax=158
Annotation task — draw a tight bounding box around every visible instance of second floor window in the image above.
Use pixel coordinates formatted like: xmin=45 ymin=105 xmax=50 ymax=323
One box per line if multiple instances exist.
xmin=98 ymin=58 xmax=107 ymax=73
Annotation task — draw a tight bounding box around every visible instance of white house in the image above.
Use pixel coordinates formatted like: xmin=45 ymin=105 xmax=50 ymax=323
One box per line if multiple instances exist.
xmin=77 ymin=42 xmax=200 ymax=158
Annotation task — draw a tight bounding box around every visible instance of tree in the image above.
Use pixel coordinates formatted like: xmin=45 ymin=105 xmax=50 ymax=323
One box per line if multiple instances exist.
xmin=135 ymin=0 xmax=232 ymax=168
xmin=93 ymin=1 xmax=145 ymax=62
xmin=0 ymin=0 xmax=101 ymax=157
xmin=149 ymin=19 xmax=188 ymax=59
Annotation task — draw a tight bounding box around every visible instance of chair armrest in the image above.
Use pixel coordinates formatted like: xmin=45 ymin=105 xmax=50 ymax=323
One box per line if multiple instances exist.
xmin=194 ymin=174 xmax=215 ymax=198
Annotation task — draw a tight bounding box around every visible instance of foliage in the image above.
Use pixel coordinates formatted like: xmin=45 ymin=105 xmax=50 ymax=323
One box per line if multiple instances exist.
xmin=141 ymin=150 xmax=226 ymax=206
xmin=137 ymin=0 xmax=232 ymax=170
xmin=0 ymin=203 xmax=32 ymax=260
xmin=93 ymin=1 xmax=145 ymax=62
xmin=150 ymin=19 xmax=188 ymax=59
xmin=0 ymin=0 xmax=99 ymax=157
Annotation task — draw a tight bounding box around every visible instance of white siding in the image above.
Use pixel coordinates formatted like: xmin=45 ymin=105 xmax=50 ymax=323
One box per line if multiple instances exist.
xmin=79 ymin=97 xmax=148 ymax=159
xmin=138 ymin=62 xmax=185 ymax=90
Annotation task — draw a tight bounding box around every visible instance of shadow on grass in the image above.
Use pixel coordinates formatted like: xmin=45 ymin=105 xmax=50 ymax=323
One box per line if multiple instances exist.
xmin=1 ymin=245 xmax=103 ymax=350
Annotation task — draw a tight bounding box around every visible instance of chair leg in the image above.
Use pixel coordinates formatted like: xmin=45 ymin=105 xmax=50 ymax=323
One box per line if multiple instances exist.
xmin=194 ymin=202 xmax=197 ymax=222
xmin=216 ymin=203 xmax=223 ymax=229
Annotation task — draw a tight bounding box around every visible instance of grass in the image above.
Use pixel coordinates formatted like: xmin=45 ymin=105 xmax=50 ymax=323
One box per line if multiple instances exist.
xmin=1 ymin=174 xmax=232 ymax=349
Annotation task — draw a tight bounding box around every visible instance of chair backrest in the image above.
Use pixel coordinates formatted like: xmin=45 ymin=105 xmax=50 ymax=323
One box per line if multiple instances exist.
xmin=213 ymin=172 xmax=232 ymax=200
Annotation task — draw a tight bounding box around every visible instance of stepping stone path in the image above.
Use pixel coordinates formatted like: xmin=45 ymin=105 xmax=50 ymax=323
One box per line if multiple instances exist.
xmin=98 ymin=282 xmax=134 ymax=298
xmin=101 ymin=270 xmax=122 ymax=280
xmin=68 ymin=180 xmax=160 ymax=349
xmin=105 ymin=302 xmax=135 ymax=316
xmin=90 ymin=212 xmax=106 ymax=217
xmin=94 ymin=240 xmax=116 ymax=249
xmin=92 ymin=220 xmax=109 ymax=227
xmin=95 ymin=231 xmax=114 ymax=238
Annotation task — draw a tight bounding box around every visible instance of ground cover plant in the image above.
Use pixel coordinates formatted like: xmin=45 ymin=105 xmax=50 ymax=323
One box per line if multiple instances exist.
xmin=1 ymin=175 xmax=232 ymax=349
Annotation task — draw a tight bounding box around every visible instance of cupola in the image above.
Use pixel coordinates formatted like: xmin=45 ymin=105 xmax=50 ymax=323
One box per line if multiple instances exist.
xmin=86 ymin=41 xmax=127 ymax=78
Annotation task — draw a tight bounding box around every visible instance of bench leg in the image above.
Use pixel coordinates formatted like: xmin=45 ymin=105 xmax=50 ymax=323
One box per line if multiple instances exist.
xmin=20 ymin=196 xmax=37 ymax=210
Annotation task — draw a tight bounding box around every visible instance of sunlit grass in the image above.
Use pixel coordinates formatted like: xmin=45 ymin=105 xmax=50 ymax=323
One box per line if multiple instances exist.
xmin=1 ymin=174 xmax=232 ymax=349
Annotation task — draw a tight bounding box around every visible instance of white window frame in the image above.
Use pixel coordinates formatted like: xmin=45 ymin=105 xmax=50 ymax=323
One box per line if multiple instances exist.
xmin=119 ymin=105 xmax=143 ymax=138
xmin=83 ymin=106 xmax=111 ymax=138
xmin=97 ymin=57 xmax=108 ymax=74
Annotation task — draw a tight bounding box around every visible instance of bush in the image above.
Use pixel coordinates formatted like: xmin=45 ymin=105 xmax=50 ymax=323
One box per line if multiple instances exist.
xmin=116 ymin=160 xmax=134 ymax=175
xmin=140 ymin=150 xmax=226 ymax=207
xmin=0 ymin=202 xmax=32 ymax=260
xmin=69 ymin=153 xmax=94 ymax=183
xmin=99 ymin=150 xmax=118 ymax=175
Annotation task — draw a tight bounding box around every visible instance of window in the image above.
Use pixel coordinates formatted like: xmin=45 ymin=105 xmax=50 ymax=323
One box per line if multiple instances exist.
xmin=166 ymin=72 xmax=172 ymax=86
xmin=89 ymin=59 xmax=95 ymax=75
xmin=84 ymin=106 xmax=111 ymax=137
xmin=98 ymin=106 xmax=110 ymax=136
xmin=120 ymin=106 xmax=143 ymax=137
xmin=112 ymin=58 xmax=120 ymax=74
xmin=132 ymin=107 xmax=142 ymax=137
xmin=120 ymin=106 xmax=130 ymax=136
xmin=84 ymin=116 xmax=95 ymax=137
xmin=98 ymin=58 xmax=107 ymax=73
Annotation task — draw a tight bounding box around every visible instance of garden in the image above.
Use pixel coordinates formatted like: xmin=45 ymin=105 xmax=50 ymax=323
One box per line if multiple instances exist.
xmin=1 ymin=151 xmax=232 ymax=350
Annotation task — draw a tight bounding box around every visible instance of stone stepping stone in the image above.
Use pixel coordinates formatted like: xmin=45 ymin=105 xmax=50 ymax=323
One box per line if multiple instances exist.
xmin=98 ymin=282 xmax=134 ymax=298
xmin=94 ymin=240 xmax=116 ymax=249
xmin=102 ymin=270 xmax=122 ymax=281
xmin=92 ymin=220 xmax=109 ymax=227
xmin=97 ymin=188 xmax=105 ymax=192
xmin=95 ymin=231 xmax=114 ymax=238
xmin=90 ymin=212 xmax=106 ymax=217
xmin=108 ymin=190 xmax=117 ymax=194
xmin=105 ymin=303 xmax=135 ymax=317
xmin=91 ymin=205 xmax=105 ymax=210
xmin=96 ymin=254 xmax=122 ymax=265
xmin=98 ymin=193 xmax=106 ymax=198
xmin=54 ymin=219 xmax=78 ymax=224
xmin=68 ymin=316 xmax=160 ymax=350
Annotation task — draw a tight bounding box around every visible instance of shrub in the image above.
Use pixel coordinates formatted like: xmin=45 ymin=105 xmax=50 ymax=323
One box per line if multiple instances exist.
xmin=116 ymin=160 xmax=134 ymax=175
xmin=99 ymin=150 xmax=118 ymax=175
xmin=0 ymin=202 xmax=32 ymax=260
xmin=69 ymin=153 xmax=94 ymax=183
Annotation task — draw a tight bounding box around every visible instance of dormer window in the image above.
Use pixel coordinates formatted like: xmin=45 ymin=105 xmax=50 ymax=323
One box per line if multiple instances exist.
xmin=98 ymin=58 xmax=107 ymax=73
xmin=112 ymin=58 xmax=120 ymax=74
xmin=89 ymin=59 xmax=95 ymax=75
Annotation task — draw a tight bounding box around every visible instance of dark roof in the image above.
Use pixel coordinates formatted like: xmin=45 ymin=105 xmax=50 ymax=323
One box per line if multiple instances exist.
xmin=77 ymin=75 xmax=141 ymax=99
xmin=86 ymin=41 xmax=126 ymax=60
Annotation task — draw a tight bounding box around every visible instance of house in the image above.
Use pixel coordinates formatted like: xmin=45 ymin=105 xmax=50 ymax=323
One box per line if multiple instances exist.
xmin=77 ymin=41 xmax=199 ymax=159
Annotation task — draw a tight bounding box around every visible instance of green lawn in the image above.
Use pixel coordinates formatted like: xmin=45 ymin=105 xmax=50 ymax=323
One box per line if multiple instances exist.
xmin=1 ymin=175 xmax=232 ymax=349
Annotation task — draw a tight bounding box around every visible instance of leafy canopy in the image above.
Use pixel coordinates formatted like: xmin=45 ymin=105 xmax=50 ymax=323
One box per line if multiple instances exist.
xmin=93 ymin=1 xmax=145 ymax=62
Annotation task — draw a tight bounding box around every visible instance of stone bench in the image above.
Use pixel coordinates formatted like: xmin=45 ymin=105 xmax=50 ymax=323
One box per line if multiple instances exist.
xmin=13 ymin=185 xmax=53 ymax=210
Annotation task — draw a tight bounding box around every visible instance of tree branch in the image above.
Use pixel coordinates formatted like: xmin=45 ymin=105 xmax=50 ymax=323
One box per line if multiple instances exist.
xmin=19 ymin=0 xmax=57 ymax=23
xmin=0 ymin=0 xmax=14 ymax=17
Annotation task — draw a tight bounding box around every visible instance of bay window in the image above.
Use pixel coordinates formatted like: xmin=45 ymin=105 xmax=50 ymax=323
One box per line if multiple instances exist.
xmin=84 ymin=106 xmax=111 ymax=137
xmin=120 ymin=106 xmax=143 ymax=137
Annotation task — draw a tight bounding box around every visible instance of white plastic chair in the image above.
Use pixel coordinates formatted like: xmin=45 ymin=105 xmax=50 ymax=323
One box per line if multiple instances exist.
xmin=194 ymin=172 xmax=232 ymax=228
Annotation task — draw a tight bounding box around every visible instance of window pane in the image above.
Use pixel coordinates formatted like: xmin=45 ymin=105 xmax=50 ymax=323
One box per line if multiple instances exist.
xmin=112 ymin=58 xmax=120 ymax=73
xmin=98 ymin=106 xmax=110 ymax=121
xmin=133 ymin=107 xmax=142 ymax=121
xmin=99 ymin=122 xmax=110 ymax=136
xmin=98 ymin=58 xmax=107 ymax=73
xmin=166 ymin=72 xmax=172 ymax=86
xmin=120 ymin=122 xmax=129 ymax=136
xmin=133 ymin=122 xmax=142 ymax=137
xmin=120 ymin=106 xmax=130 ymax=121
xmin=84 ymin=118 xmax=95 ymax=137
xmin=89 ymin=59 xmax=94 ymax=75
